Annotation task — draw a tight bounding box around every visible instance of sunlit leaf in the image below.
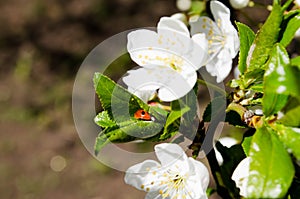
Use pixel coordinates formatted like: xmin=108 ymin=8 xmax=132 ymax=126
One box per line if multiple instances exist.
xmin=271 ymin=123 xmax=300 ymax=160
xmin=247 ymin=3 xmax=283 ymax=71
xmin=94 ymin=111 xmax=116 ymax=128
xmin=247 ymin=126 xmax=294 ymax=198
xmin=236 ymin=22 xmax=255 ymax=74
xmin=280 ymin=11 xmax=300 ymax=47
xmin=262 ymin=43 xmax=300 ymax=116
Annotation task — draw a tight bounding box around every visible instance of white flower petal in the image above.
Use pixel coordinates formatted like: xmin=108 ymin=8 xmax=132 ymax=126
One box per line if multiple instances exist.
xmin=125 ymin=143 xmax=209 ymax=199
xmin=205 ymin=50 xmax=232 ymax=82
xmin=154 ymin=143 xmax=188 ymax=167
xmin=171 ymin=13 xmax=188 ymax=25
xmin=158 ymin=17 xmax=190 ymax=37
xmin=125 ymin=160 xmax=163 ymax=191
xmin=232 ymin=157 xmax=251 ymax=197
xmin=145 ymin=191 xmax=162 ymax=199
xmin=157 ymin=70 xmax=196 ymax=101
xmin=190 ymin=16 xmax=221 ymax=37
xmin=210 ymin=1 xmax=240 ymax=57
xmin=123 ymin=65 xmax=196 ymax=102
xmin=210 ymin=1 xmax=231 ymax=31
xmin=128 ymin=87 xmax=156 ymax=103
xmin=187 ymin=158 xmax=209 ymax=198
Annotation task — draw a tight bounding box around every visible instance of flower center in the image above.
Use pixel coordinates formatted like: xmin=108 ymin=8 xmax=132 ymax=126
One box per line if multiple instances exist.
xmin=158 ymin=170 xmax=189 ymax=198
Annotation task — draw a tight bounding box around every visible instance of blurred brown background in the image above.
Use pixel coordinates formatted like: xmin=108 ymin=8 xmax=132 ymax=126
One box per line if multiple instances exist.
xmin=0 ymin=0 xmax=293 ymax=199
xmin=0 ymin=0 xmax=177 ymax=198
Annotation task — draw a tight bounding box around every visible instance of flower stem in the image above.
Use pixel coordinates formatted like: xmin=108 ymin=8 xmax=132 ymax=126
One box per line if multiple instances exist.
xmin=197 ymin=79 xmax=226 ymax=95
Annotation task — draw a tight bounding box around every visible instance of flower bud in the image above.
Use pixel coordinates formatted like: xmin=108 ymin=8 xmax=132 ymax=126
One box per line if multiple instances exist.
xmin=176 ymin=0 xmax=192 ymax=11
xmin=229 ymin=0 xmax=249 ymax=9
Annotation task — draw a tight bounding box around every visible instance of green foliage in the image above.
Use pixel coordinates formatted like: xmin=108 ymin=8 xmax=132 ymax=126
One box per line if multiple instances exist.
xmin=236 ymin=22 xmax=255 ymax=75
xmin=247 ymin=3 xmax=283 ymax=72
xmin=91 ymin=1 xmax=300 ymax=197
xmin=241 ymin=136 xmax=252 ymax=157
xmin=94 ymin=111 xmax=116 ymax=128
xmin=247 ymin=126 xmax=294 ymax=198
xmin=93 ymin=73 xmax=168 ymax=154
xmin=279 ymin=97 xmax=300 ymax=127
xmin=262 ymin=44 xmax=296 ymax=117
xmin=93 ymin=73 xmax=197 ymax=154
xmin=291 ymin=56 xmax=300 ymax=68
xmin=270 ymin=123 xmax=300 ymax=160
xmin=280 ymin=10 xmax=300 ymax=47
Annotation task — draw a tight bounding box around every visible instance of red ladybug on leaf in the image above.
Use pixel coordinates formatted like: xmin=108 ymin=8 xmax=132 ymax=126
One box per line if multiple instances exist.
xmin=134 ymin=109 xmax=152 ymax=121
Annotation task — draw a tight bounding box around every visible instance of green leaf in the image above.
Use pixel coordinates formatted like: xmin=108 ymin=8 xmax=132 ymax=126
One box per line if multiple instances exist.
xmin=236 ymin=22 xmax=255 ymax=74
xmin=271 ymin=123 xmax=300 ymax=160
xmin=159 ymin=103 xmax=190 ymax=140
xmin=279 ymin=97 xmax=300 ymax=127
xmin=93 ymin=73 xmax=169 ymax=155
xmin=241 ymin=136 xmax=252 ymax=157
xmin=247 ymin=126 xmax=294 ymax=198
xmin=280 ymin=11 xmax=300 ymax=47
xmin=247 ymin=3 xmax=283 ymax=71
xmin=93 ymin=72 xmax=147 ymax=122
xmin=265 ymin=43 xmax=300 ymax=96
xmin=94 ymin=111 xmax=116 ymax=127
xmin=203 ymin=96 xmax=226 ymax=122
xmin=280 ymin=106 xmax=300 ymax=127
xmin=159 ymin=88 xmax=198 ymax=140
xmin=291 ymin=56 xmax=300 ymax=69
xmin=94 ymin=127 xmax=136 ymax=155
xmin=263 ymin=92 xmax=288 ymax=117
xmin=262 ymin=44 xmax=296 ymax=116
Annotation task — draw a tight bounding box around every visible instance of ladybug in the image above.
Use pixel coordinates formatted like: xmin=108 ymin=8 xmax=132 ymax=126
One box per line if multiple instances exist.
xmin=134 ymin=109 xmax=152 ymax=121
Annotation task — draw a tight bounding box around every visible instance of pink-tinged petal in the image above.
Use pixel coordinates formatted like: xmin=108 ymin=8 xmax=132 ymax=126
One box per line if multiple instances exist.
xmin=158 ymin=17 xmax=190 ymax=37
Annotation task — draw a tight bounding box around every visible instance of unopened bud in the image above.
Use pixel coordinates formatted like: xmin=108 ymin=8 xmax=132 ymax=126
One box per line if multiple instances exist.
xmin=176 ymin=0 xmax=192 ymax=11
xmin=229 ymin=0 xmax=249 ymax=9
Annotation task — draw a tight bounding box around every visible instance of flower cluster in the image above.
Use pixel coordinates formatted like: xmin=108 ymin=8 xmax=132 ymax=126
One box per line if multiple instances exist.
xmin=123 ymin=0 xmax=239 ymax=102
xmin=125 ymin=143 xmax=209 ymax=199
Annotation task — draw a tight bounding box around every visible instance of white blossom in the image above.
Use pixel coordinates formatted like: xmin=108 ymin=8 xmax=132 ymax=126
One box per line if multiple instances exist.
xmin=231 ymin=157 xmax=250 ymax=197
xmin=229 ymin=0 xmax=249 ymax=9
xmin=125 ymin=143 xmax=210 ymax=199
xmin=124 ymin=17 xmax=208 ymax=102
xmin=190 ymin=1 xmax=240 ymax=83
